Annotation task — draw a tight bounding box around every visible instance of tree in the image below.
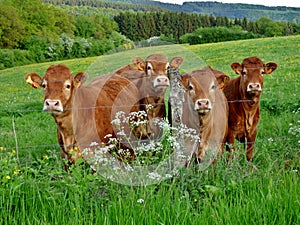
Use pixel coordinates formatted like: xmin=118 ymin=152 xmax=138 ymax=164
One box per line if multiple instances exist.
xmin=0 ymin=3 xmax=25 ymax=48
xmin=75 ymin=16 xmax=96 ymax=38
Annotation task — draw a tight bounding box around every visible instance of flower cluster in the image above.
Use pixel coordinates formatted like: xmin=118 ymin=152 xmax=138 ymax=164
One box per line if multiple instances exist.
xmin=82 ymin=110 xmax=201 ymax=185
xmin=0 ymin=147 xmax=21 ymax=184
xmin=288 ymin=120 xmax=300 ymax=145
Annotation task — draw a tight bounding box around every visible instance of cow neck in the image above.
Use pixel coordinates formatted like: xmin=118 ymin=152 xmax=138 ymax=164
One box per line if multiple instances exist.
xmin=143 ymin=95 xmax=165 ymax=117
xmin=239 ymin=87 xmax=260 ymax=137
xmin=52 ymin=92 xmax=75 ymax=145
xmin=53 ymin=108 xmax=73 ymax=131
xmin=198 ymin=111 xmax=212 ymax=141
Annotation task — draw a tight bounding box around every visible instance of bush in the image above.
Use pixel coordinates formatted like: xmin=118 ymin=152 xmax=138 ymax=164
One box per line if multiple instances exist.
xmin=87 ymin=39 xmax=115 ymax=56
xmin=0 ymin=49 xmax=34 ymax=69
xmin=180 ymin=26 xmax=260 ymax=45
xmin=20 ymin=36 xmax=49 ymax=62
xmin=0 ymin=32 xmax=135 ymax=70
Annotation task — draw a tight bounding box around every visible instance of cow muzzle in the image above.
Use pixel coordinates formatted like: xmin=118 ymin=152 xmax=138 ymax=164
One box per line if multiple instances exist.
xmin=43 ymin=99 xmax=63 ymax=114
xmin=247 ymin=83 xmax=262 ymax=93
xmin=194 ymin=99 xmax=212 ymax=114
xmin=153 ymin=75 xmax=170 ymax=89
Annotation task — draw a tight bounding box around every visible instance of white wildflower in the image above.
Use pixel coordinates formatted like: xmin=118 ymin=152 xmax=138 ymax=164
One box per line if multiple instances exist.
xmin=147 ymin=172 xmax=161 ymax=180
xmin=137 ymin=198 xmax=144 ymax=204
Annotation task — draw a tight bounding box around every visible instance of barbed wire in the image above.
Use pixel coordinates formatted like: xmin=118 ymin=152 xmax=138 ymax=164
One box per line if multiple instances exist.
xmin=0 ymin=97 xmax=299 ymax=114
xmin=2 ymin=136 xmax=299 ymax=152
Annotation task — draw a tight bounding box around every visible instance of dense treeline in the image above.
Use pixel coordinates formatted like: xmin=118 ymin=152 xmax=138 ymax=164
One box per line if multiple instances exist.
xmin=114 ymin=11 xmax=300 ymax=43
xmin=42 ymin=0 xmax=167 ymax=12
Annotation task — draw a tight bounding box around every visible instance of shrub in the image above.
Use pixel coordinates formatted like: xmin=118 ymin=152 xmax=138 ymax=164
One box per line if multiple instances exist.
xmin=0 ymin=49 xmax=34 ymax=69
xmin=20 ymin=36 xmax=49 ymax=62
xmin=180 ymin=26 xmax=259 ymax=45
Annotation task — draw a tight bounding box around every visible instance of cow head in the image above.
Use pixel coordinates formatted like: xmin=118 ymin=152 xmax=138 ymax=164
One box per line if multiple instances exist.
xmin=181 ymin=69 xmax=218 ymax=115
xmin=25 ymin=64 xmax=88 ymax=116
xmin=231 ymin=56 xmax=277 ymax=98
xmin=133 ymin=54 xmax=183 ymax=93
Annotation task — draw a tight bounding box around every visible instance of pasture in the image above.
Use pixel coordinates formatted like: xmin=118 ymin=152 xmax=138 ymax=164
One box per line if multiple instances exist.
xmin=0 ymin=35 xmax=299 ymax=224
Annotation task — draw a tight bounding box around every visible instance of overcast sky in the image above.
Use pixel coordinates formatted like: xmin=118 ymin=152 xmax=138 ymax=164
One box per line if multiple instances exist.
xmin=155 ymin=0 xmax=300 ymax=7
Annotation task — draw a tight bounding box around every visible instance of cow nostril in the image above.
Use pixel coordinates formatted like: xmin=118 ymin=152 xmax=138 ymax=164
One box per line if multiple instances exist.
xmin=197 ymin=100 xmax=209 ymax=106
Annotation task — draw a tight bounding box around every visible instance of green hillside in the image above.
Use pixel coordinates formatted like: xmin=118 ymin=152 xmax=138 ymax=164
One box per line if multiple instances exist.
xmin=0 ymin=36 xmax=299 ymax=224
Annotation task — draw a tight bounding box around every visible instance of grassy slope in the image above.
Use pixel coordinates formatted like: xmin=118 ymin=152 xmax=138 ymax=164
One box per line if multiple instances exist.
xmin=0 ymin=35 xmax=299 ymax=224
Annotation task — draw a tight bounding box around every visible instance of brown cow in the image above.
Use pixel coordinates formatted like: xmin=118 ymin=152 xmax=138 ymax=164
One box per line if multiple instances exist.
xmin=25 ymin=64 xmax=140 ymax=169
xmin=115 ymin=54 xmax=183 ymax=139
xmin=223 ymin=56 xmax=277 ymax=161
xmin=180 ymin=67 xmax=229 ymax=164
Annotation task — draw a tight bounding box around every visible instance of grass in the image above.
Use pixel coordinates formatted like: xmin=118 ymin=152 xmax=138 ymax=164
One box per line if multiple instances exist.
xmin=0 ymin=35 xmax=299 ymax=224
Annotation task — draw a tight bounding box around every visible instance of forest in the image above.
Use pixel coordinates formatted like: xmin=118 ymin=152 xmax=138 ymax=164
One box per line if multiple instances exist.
xmin=0 ymin=0 xmax=299 ymax=69
xmin=43 ymin=0 xmax=300 ymax=22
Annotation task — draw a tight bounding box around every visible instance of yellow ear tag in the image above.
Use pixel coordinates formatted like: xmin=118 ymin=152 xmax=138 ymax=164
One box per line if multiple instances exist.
xmin=26 ymin=76 xmax=33 ymax=85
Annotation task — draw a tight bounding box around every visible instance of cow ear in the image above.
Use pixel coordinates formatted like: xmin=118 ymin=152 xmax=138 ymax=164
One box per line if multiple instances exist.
xmin=180 ymin=74 xmax=190 ymax=90
xmin=231 ymin=62 xmax=242 ymax=75
xmin=215 ymin=74 xmax=230 ymax=90
xmin=132 ymin=57 xmax=146 ymax=71
xmin=24 ymin=72 xmax=43 ymax=88
xmin=169 ymin=57 xmax=184 ymax=69
xmin=264 ymin=62 xmax=277 ymax=75
xmin=74 ymin=72 xmax=88 ymax=88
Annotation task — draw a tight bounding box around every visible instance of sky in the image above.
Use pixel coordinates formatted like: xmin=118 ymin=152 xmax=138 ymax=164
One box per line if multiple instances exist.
xmin=155 ymin=0 xmax=300 ymax=7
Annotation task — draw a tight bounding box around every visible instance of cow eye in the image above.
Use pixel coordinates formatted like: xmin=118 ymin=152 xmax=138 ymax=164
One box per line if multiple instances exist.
xmin=42 ymin=84 xmax=46 ymax=89
xmin=188 ymin=84 xmax=194 ymax=91
xmin=211 ymin=84 xmax=216 ymax=90
xmin=242 ymin=69 xmax=247 ymax=76
xmin=66 ymin=84 xmax=71 ymax=89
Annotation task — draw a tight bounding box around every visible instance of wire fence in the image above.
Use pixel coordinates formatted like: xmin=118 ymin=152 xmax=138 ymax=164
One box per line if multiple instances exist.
xmin=1 ymin=96 xmax=299 ymax=151
xmin=1 ymin=68 xmax=299 ymax=152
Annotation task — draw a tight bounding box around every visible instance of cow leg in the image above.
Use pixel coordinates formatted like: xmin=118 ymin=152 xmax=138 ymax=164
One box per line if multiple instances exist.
xmin=225 ymin=131 xmax=236 ymax=160
xmin=57 ymin=129 xmax=70 ymax=170
xmin=57 ymin=129 xmax=80 ymax=170
xmin=246 ymin=129 xmax=257 ymax=161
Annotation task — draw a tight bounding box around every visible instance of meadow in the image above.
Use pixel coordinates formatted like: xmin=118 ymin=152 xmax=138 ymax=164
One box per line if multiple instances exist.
xmin=0 ymin=35 xmax=299 ymax=224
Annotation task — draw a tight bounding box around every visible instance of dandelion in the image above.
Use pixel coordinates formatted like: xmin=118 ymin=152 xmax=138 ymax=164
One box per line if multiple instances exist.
xmin=12 ymin=150 xmax=16 ymax=154
xmin=43 ymin=155 xmax=49 ymax=160
xmin=6 ymin=175 xmax=11 ymax=180
xmin=194 ymin=198 xmax=198 ymax=203
xmin=0 ymin=147 xmax=4 ymax=151
xmin=73 ymin=208 xmax=76 ymax=211
xmin=14 ymin=170 xmax=21 ymax=175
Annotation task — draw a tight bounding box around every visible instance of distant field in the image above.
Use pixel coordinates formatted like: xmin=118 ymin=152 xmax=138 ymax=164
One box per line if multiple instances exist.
xmin=0 ymin=35 xmax=299 ymax=224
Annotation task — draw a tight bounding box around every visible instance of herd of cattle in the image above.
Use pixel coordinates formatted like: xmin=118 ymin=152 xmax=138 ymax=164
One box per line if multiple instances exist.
xmin=24 ymin=54 xmax=277 ymax=170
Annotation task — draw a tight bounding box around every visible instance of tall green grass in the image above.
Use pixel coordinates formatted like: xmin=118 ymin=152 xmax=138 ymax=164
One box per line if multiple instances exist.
xmin=0 ymin=36 xmax=299 ymax=224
